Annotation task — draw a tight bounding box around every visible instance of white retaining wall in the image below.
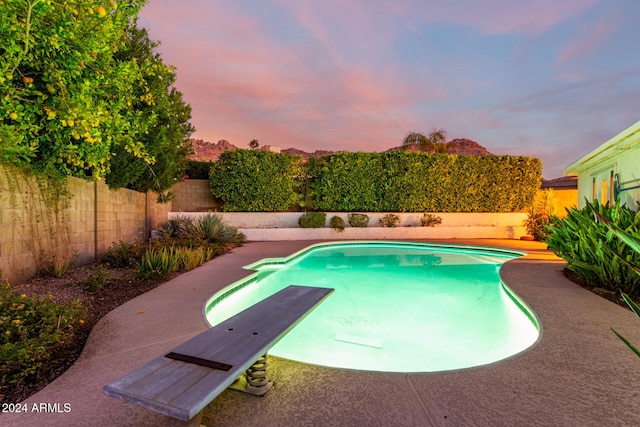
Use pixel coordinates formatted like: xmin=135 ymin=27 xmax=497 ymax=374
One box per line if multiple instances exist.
xmin=168 ymin=212 xmax=529 ymax=241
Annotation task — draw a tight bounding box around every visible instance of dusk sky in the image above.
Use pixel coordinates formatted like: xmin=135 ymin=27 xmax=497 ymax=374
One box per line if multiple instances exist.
xmin=138 ymin=0 xmax=640 ymax=179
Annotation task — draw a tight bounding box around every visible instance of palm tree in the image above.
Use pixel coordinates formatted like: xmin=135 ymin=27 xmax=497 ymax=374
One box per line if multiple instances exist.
xmin=402 ymin=132 xmax=428 ymax=150
xmin=428 ymin=128 xmax=448 ymax=154
xmin=248 ymin=139 xmax=259 ymax=149
xmin=402 ymin=129 xmax=448 ymax=153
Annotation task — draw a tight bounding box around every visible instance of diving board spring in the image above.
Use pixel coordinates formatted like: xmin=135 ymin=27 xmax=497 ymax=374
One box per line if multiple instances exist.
xmin=246 ymin=355 xmax=269 ymax=389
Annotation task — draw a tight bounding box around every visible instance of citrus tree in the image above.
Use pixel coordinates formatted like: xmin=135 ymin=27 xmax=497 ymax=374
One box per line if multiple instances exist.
xmin=105 ymin=24 xmax=194 ymax=196
xmin=0 ymin=0 xmax=193 ymax=195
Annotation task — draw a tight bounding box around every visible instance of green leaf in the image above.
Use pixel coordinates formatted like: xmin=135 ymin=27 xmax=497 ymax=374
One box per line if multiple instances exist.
xmin=621 ymin=293 xmax=640 ymax=319
xmin=611 ymin=327 xmax=640 ymax=358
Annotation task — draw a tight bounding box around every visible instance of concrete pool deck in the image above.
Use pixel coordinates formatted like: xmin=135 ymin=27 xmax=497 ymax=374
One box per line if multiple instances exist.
xmin=3 ymin=239 xmax=640 ymax=426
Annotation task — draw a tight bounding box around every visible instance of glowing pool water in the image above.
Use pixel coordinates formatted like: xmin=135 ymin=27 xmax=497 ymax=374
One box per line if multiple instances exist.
xmin=205 ymin=241 xmax=540 ymax=373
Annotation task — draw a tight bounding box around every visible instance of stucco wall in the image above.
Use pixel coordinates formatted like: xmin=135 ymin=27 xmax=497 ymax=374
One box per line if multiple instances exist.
xmin=567 ymin=120 xmax=640 ymax=210
xmin=170 ymin=211 xmax=529 ymax=240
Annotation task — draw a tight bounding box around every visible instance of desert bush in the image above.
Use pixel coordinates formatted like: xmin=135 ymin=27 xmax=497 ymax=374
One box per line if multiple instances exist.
xmin=421 ymin=213 xmax=442 ymax=227
xmin=81 ymin=267 xmax=109 ymax=293
xmin=299 ymin=212 xmax=327 ymax=228
xmin=158 ymin=216 xmax=194 ymax=240
xmin=178 ymin=246 xmax=221 ymax=271
xmin=523 ymin=189 xmax=558 ymax=241
xmin=100 ymin=240 xmax=146 ymax=268
xmin=348 ymin=213 xmax=369 ymax=227
xmin=0 ymin=284 xmax=86 ymax=393
xmin=379 ymin=213 xmax=400 ymax=227
xmin=158 ymin=215 xmax=244 ymax=247
xmin=330 ymin=216 xmax=346 ymax=232
xmin=136 ymin=247 xmax=181 ymax=280
xmin=38 ymin=251 xmax=76 ymax=278
xmin=191 ymin=214 xmax=242 ymax=245
xmin=546 ymin=199 xmax=640 ymax=296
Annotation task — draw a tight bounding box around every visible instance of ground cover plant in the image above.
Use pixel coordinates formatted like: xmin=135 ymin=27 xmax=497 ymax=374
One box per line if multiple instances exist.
xmin=0 ymin=216 xmax=244 ymax=403
xmin=0 ymin=284 xmax=86 ymax=402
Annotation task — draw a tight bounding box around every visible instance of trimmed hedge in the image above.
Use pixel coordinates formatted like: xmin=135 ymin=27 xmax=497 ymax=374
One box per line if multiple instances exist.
xmin=308 ymin=152 xmax=540 ymax=212
xmin=209 ymin=150 xmax=305 ymax=211
xmin=209 ymin=150 xmax=541 ymax=212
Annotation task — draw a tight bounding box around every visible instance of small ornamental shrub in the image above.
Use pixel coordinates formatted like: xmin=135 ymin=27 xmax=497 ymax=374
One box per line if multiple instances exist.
xmin=523 ymin=189 xmax=558 ymax=241
xmin=347 ymin=213 xmax=369 ymax=227
xmin=158 ymin=215 xmax=245 ymax=247
xmin=81 ymin=267 xmax=110 ymax=293
xmin=378 ymin=213 xmax=400 ymax=227
xmin=421 ymin=213 xmax=442 ymax=227
xmin=298 ymin=212 xmax=327 ymax=228
xmin=38 ymin=252 xmax=75 ymax=278
xmin=136 ymin=247 xmax=181 ymax=280
xmin=100 ymin=240 xmax=145 ymax=268
xmin=330 ymin=216 xmax=346 ymax=232
xmin=0 ymin=284 xmax=86 ymax=392
xmin=191 ymin=214 xmax=242 ymax=246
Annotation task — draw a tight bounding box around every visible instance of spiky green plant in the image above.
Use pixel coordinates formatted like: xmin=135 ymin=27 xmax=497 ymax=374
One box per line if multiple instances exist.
xmin=546 ymin=199 xmax=640 ymax=295
xmin=136 ymin=247 xmax=181 ymax=280
xmin=191 ymin=214 xmax=238 ymax=245
xmin=587 ymin=201 xmax=640 ymax=357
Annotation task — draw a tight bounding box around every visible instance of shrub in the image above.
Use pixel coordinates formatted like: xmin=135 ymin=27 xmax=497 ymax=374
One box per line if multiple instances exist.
xmin=158 ymin=216 xmax=194 ymax=240
xmin=210 ymin=150 xmax=305 ymax=211
xmin=379 ymin=213 xmax=400 ymax=227
xmin=0 ymin=284 xmax=86 ymax=392
xmin=191 ymin=214 xmax=242 ymax=246
xmin=330 ymin=216 xmax=346 ymax=232
xmin=546 ymin=199 xmax=640 ymax=296
xmin=158 ymin=215 xmax=245 ymax=248
xmin=421 ymin=213 xmax=442 ymax=227
xmin=523 ymin=189 xmax=558 ymax=241
xmin=179 ymin=246 xmax=221 ymax=271
xmin=348 ymin=213 xmax=370 ymax=227
xmin=100 ymin=240 xmax=145 ymax=268
xmin=298 ymin=212 xmax=327 ymax=228
xmin=38 ymin=252 xmax=76 ymax=278
xmin=308 ymin=151 xmax=540 ymax=212
xmin=81 ymin=267 xmax=109 ymax=293
xmin=136 ymin=247 xmax=181 ymax=280
xmin=586 ymin=202 xmax=640 ymax=357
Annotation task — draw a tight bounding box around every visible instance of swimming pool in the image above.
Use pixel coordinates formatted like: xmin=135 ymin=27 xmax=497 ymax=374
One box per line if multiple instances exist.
xmin=205 ymin=241 xmax=540 ymax=373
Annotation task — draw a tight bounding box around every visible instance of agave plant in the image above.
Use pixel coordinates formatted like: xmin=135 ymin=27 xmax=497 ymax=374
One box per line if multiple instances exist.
xmin=588 ymin=201 xmax=640 ymax=357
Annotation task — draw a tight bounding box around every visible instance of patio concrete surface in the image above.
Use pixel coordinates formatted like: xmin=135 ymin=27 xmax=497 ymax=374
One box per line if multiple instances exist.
xmin=2 ymin=239 xmax=640 ymax=427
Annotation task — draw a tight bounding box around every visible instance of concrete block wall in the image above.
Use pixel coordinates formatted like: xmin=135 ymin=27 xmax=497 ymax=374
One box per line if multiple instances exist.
xmin=171 ymin=180 xmax=220 ymax=212
xmin=0 ymin=166 xmax=170 ymax=285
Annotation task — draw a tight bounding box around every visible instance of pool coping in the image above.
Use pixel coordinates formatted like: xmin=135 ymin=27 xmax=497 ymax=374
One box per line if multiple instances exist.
xmin=3 ymin=239 xmax=640 ymax=426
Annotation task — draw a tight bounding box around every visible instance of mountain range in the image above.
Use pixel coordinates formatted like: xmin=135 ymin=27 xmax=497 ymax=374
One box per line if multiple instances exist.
xmin=188 ymin=138 xmax=492 ymax=162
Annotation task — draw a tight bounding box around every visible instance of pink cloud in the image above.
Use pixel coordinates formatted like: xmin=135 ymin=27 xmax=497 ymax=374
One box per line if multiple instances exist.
xmin=555 ymin=20 xmax=615 ymax=70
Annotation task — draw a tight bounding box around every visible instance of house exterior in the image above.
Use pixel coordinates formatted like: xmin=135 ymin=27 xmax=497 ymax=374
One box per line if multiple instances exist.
xmin=564 ymin=120 xmax=640 ymax=210
xmin=540 ymin=176 xmax=578 ymax=216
